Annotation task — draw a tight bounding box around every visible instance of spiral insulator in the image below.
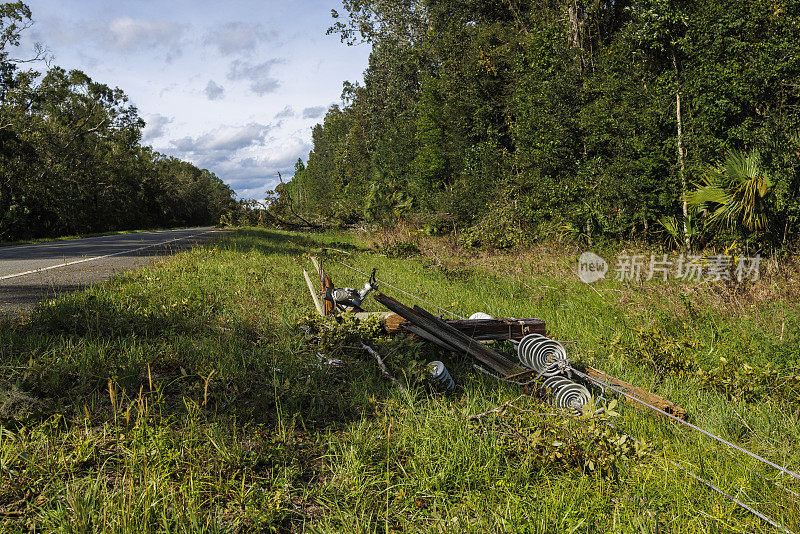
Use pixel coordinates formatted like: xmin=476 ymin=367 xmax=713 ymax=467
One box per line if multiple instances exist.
xmin=542 ymin=376 xmax=592 ymax=412
xmin=516 ymin=334 xmax=568 ymax=377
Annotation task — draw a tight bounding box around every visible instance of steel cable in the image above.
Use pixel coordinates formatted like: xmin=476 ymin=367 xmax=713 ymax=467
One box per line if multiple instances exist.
xmin=330 ymin=257 xmax=795 ymax=528
xmin=570 ymin=367 xmax=800 ymax=483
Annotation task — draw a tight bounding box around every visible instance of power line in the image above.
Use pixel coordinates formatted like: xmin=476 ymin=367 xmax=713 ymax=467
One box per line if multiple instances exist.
xmin=328 ymin=256 xmax=795 ymax=528
xmin=337 ymin=256 xmax=799 ymax=482
xmin=476 ymin=364 xmax=793 ymax=532
xmin=675 ymin=461 xmax=792 ymax=533
xmin=607 ymin=420 xmax=793 ymax=533
xmin=570 ymin=367 xmax=800 ymax=483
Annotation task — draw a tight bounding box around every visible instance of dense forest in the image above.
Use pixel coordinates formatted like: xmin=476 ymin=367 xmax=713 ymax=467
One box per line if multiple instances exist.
xmin=290 ymin=0 xmax=800 ymax=251
xmin=0 ymin=2 xmax=236 ymax=241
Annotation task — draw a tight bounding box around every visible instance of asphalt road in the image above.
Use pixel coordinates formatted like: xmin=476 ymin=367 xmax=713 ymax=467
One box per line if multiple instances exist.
xmin=0 ymin=227 xmax=231 ymax=317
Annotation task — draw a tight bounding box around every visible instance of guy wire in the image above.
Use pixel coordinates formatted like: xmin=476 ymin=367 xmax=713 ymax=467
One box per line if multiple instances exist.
xmin=570 ymin=367 xmax=800 ymax=483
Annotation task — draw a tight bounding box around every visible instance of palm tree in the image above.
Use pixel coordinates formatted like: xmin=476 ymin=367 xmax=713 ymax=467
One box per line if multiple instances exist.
xmin=687 ymin=150 xmax=774 ymax=234
xmin=658 ymin=213 xmax=699 ymax=250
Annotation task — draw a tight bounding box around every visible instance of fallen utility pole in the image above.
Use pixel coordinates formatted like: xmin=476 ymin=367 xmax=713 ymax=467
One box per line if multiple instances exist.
xmin=312 ymin=264 xmax=686 ymax=420
xmin=374 ymin=293 xmax=524 ymax=376
xmin=355 ymin=312 xmax=546 ymax=341
xmin=415 ymin=317 xmax=546 ymax=341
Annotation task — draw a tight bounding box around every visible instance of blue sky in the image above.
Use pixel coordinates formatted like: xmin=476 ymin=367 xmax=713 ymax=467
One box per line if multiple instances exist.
xmin=19 ymin=0 xmax=371 ymax=199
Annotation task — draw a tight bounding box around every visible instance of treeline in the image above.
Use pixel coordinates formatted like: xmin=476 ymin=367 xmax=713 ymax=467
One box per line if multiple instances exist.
xmin=0 ymin=2 xmax=236 ymax=241
xmin=291 ymin=0 xmax=800 ymax=250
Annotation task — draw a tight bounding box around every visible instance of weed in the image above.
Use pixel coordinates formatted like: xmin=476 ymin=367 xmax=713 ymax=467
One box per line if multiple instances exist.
xmin=697 ymin=357 xmax=800 ymax=406
xmin=1 ymin=227 xmax=799 ymax=531
xmin=379 ymin=241 xmax=421 ymax=258
xmin=611 ymin=322 xmax=700 ymax=379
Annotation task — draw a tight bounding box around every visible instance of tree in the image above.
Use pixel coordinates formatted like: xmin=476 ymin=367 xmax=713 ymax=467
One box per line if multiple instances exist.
xmin=296 ymin=0 xmax=800 ymax=251
xmin=629 ymin=0 xmax=692 ymax=248
xmin=0 ymin=3 xmax=237 ymax=240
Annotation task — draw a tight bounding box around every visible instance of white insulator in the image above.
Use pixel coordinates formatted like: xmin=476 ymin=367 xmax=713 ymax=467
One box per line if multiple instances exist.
xmin=516 ymin=333 xmax=544 ymax=368
xmin=543 ymin=376 xmax=592 ymax=412
xmin=427 ymin=361 xmax=455 ymax=391
xmin=516 ymin=334 xmax=568 ymax=377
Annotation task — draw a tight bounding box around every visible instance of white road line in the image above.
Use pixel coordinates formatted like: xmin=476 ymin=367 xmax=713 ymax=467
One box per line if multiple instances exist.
xmin=0 ymin=229 xmax=219 ymax=281
xmin=1 ymin=232 xmax=160 ymax=252
xmin=0 ymin=227 xmax=206 ymax=252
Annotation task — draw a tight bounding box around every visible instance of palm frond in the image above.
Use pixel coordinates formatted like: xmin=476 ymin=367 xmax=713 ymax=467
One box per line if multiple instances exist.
xmin=658 ymin=214 xmax=699 ymax=249
xmin=687 ymin=149 xmax=773 ymax=233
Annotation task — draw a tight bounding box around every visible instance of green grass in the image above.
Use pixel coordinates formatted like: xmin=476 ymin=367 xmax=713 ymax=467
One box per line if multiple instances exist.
xmin=1 ymin=227 xmax=799 ymax=532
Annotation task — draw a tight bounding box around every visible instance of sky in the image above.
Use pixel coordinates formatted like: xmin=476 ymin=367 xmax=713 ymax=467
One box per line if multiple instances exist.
xmin=18 ymin=0 xmax=371 ymax=199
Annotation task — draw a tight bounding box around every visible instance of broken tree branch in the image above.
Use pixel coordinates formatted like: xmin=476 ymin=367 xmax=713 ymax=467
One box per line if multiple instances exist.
xmin=362 ymin=343 xmax=406 ymax=392
xmin=277 ymin=171 xmax=318 ymax=228
xmin=467 ymin=395 xmax=526 ymax=420
xmin=467 ymin=395 xmax=561 ymax=421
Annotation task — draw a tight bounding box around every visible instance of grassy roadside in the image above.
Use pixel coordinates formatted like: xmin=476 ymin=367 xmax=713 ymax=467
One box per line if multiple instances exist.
xmin=1 ymin=227 xmax=799 ymax=532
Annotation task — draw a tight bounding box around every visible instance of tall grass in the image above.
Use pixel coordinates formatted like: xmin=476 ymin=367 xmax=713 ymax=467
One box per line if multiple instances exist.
xmin=0 ymin=227 xmax=798 ymax=532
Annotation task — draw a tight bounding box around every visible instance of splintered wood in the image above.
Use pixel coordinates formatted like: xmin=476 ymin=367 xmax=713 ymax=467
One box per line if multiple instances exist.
xmin=321 ymin=271 xmax=335 ymax=316
xmin=303 ymin=269 xmax=324 ymax=316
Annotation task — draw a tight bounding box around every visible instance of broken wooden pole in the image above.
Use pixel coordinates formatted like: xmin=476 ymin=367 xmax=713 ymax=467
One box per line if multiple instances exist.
xmin=352 ymin=311 xmax=546 ymax=341
xmin=321 ymin=270 xmax=335 ymax=316
xmin=439 ymin=318 xmax=546 ymax=341
xmin=385 ymin=313 xmax=408 ymax=334
xmin=411 ymin=304 xmax=525 ymax=376
xmin=584 ymin=366 xmax=687 ymax=420
xmin=404 ymin=324 xmax=460 ymax=353
xmin=303 ymin=269 xmax=325 ymax=317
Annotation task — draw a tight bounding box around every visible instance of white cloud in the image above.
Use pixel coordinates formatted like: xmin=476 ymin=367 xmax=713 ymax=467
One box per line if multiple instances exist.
xmin=204 ymin=80 xmax=225 ymax=101
xmin=102 ymin=17 xmax=186 ymax=52
xmin=274 ymin=105 xmax=295 ymax=119
xmin=20 ymin=1 xmax=372 ymax=201
xmin=141 ymin=114 xmax=173 ymax=142
xmin=167 ymin=133 xmax=310 ymax=200
xmin=301 ymin=105 xmax=326 ymax=119
xmin=171 ymin=122 xmax=274 ymax=156
xmin=204 ymin=22 xmax=276 ymax=55
xmin=227 ymin=59 xmax=282 ymax=96
xmin=21 ymin=14 xmax=186 ymax=60
xmin=259 ymin=136 xmax=309 ymax=168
